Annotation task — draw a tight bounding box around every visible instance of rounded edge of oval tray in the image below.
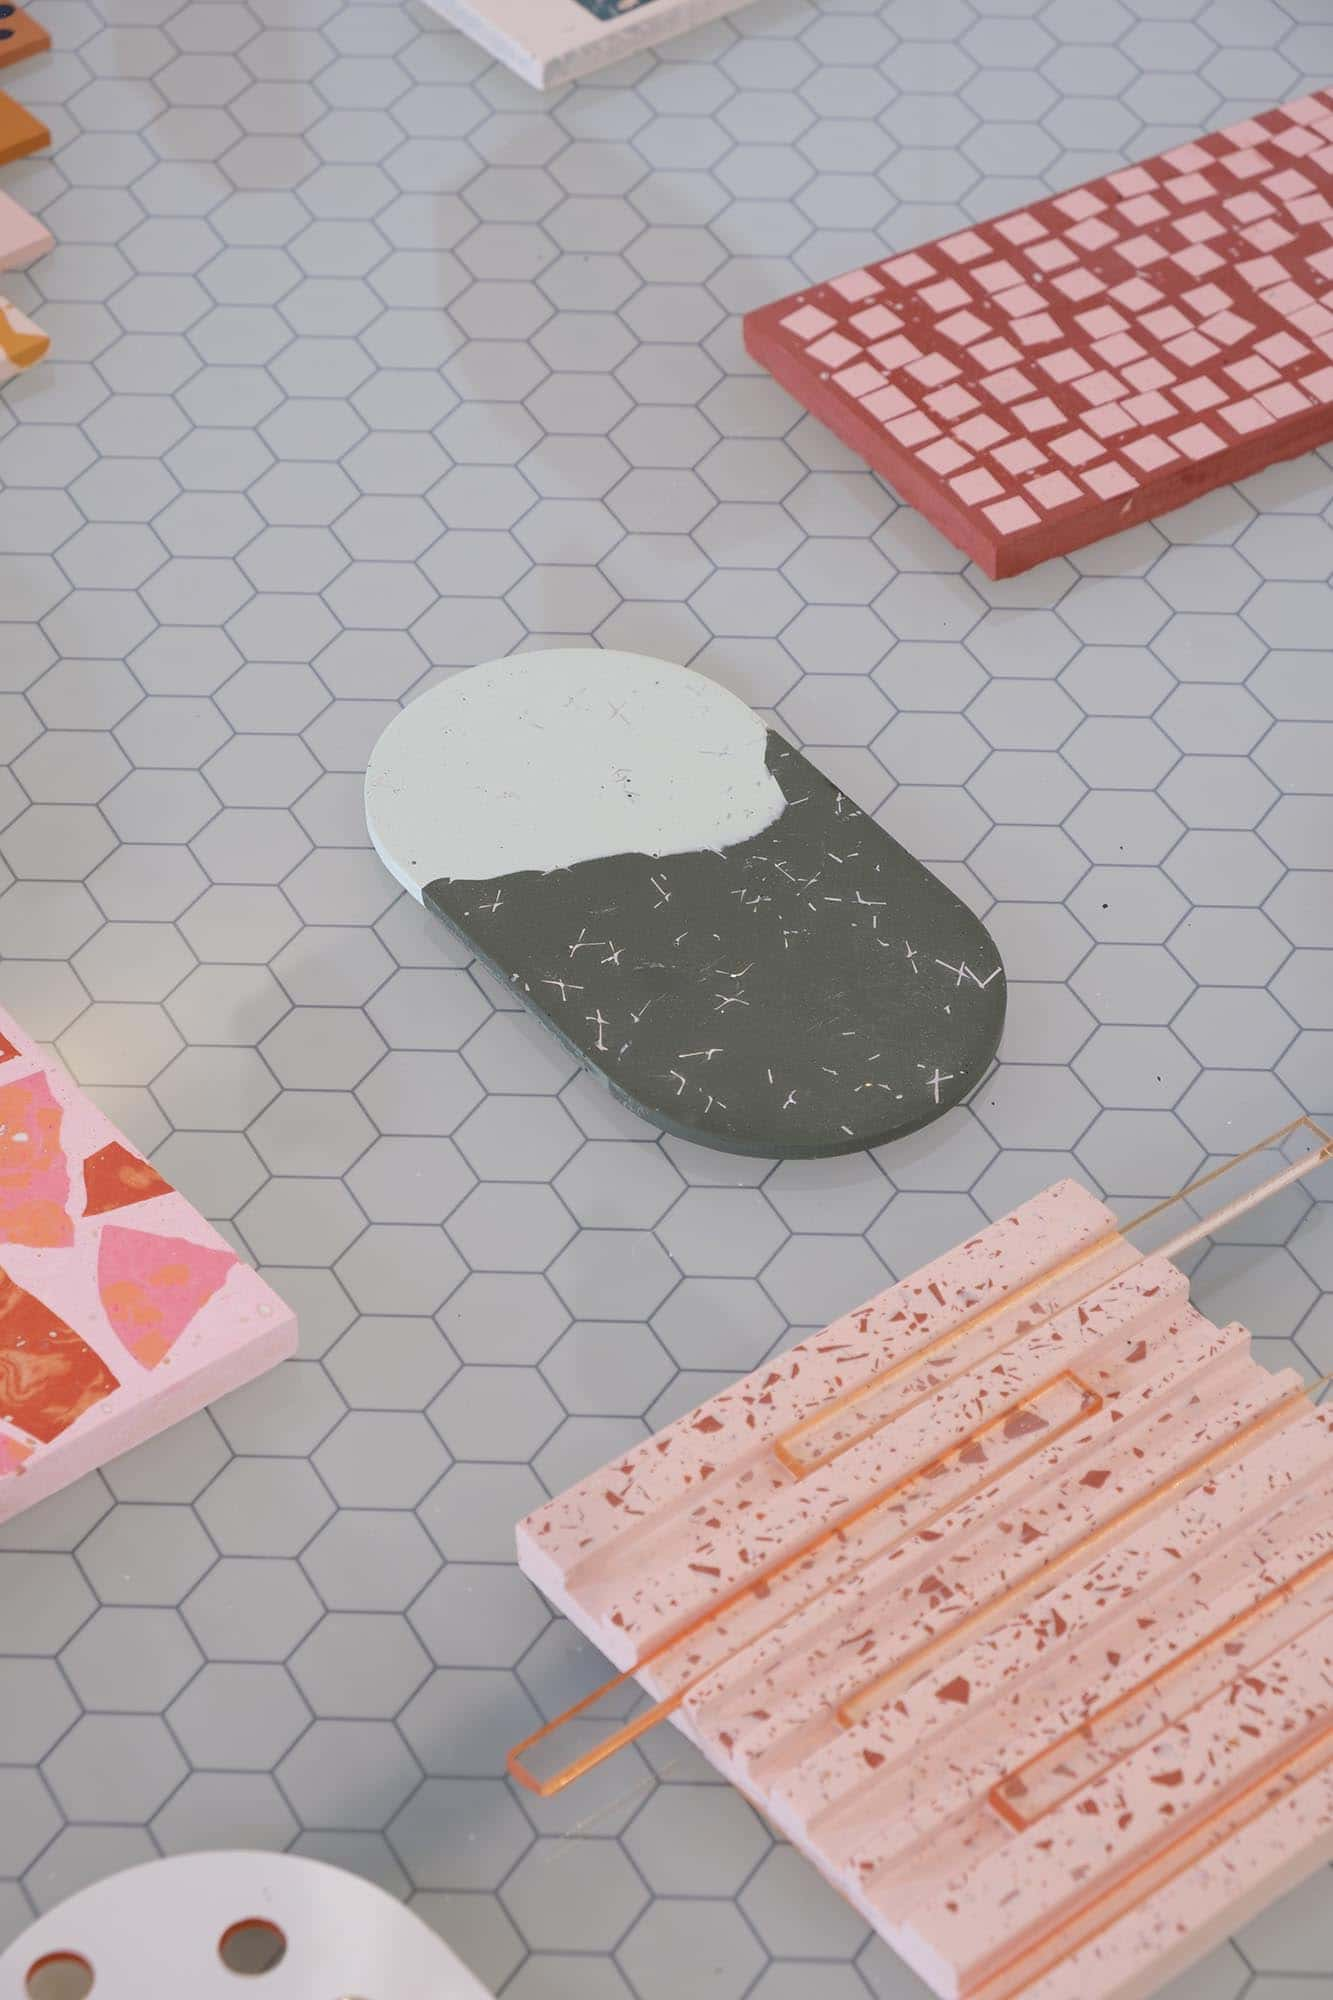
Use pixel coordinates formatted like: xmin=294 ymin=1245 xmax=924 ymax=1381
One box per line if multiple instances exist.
xmin=365 ymin=649 xmax=1006 ymax=1160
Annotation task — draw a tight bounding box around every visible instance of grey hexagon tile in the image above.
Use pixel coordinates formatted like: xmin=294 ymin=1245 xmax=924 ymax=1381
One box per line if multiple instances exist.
xmin=429 ymin=1366 xmax=562 ymax=1461
xmin=152 ymin=1770 xmax=300 ymax=1854
xmin=417 ymin=1463 xmax=546 ymax=1565
xmin=181 ymin=1557 xmax=323 ymax=1663
xmin=314 ymin=1410 xmax=449 ymax=1507
xmin=0 ymin=1551 xmax=93 ymax=1658
xmin=0 ymin=1660 xmax=78 ymax=1765
xmin=77 ymin=1505 xmax=214 ymax=1606
xmin=409 ymin=1564 xmax=548 ymax=1667
xmin=504 ymin=1838 xmax=648 ymax=1953
xmin=542 ymin=1321 xmax=674 ymax=1416
xmin=389 ymin=1777 xmax=532 ymax=1892
xmin=60 ymin=1607 xmax=202 ymax=1713
xmin=301 ymin=1508 xmax=440 ymax=1613
xmin=168 ymin=1662 xmax=311 ymax=1769
xmin=327 ymin=1315 xmax=458 ymax=1410
xmin=290 ymin=1613 xmax=431 ymax=1719
xmin=0 ymin=1771 xmax=62 ymax=1877
xmin=352 ymin=1024 xmax=482 ymax=1120
xmin=196 ymin=1458 xmax=334 ymax=1557
xmin=336 ymin=1223 xmax=466 ymax=1315
xmin=399 ymin=1665 xmax=538 ymax=1777
xmin=619 ymin=1900 xmax=764 ymax=2000
xmin=625 ymin=1785 xmax=768 ymax=1898
xmin=44 ymin=1714 xmax=187 ymax=1824
xmin=741 ymin=1844 xmax=867 ymax=1958
xmin=278 ymin=1717 xmax=419 ymax=1829
xmin=3 ymin=13 xmax=1332 ymax=1998
xmin=248 ymin=1089 xmax=376 ymax=1177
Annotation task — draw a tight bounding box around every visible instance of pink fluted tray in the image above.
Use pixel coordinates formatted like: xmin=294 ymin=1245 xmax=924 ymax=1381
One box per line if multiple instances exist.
xmin=513 ymin=1129 xmax=1333 ymax=2000
xmin=0 ymin=1008 xmax=295 ymax=1522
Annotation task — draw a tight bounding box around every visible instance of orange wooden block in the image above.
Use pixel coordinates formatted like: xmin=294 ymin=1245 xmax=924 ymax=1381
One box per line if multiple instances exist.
xmin=0 ymin=5 xmax=50 ymax=68
xmin=0 ymin=89 xmax=46 ymax=164
xmin=0 ymin=295 xmax=48 ymax=379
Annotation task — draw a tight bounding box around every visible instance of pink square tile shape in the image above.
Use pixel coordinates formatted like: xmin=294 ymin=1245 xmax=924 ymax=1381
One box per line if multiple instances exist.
xmin=1053 ymin=267 xmax=1106 ymax=301
xmin=829 ymin=268 xmax=879 ymax=302
xmin=983 ymin=494 xmax=1040 ymax=532
xmin=1176 ymin=376 xmax=1228 ymax=410
xmin=918 ymin=437 xmax=973 ymax=475
xmin=1172 ymin=422 xmax=1227 ymax=458
xmin=833 ymin=361 xmax=886 ymax=399
xmin=781 ymin=305 xmax=835 ymax=341
xmin=1026 ymin=469 xmax=1083 ymax=509
xmin=994 ymin=211 xmax=1045 ymax=245
xmin=848 ymin=304 xmax=903 ymax=340
xmin=1051 ymin=430 xmax=1104 ymax=467
xmin=862 ymin=384 xmax=913 ymax=422
xmin=992 ymin=438 xmax=1045 ymax=475
xmin=1084 ymin=458 xmax=1139 ymax=498
xmin=926 ymin=384 xmax=978 ymax=420
xmin=1014 ymin=395 xmax=1065 ymax=432
xmin=808 ymin=331 xmax=859 ymax=368
xmin=951 ymin=466 xmax=1004 ymax=505
xmin=1123 ymin=432 xmax=1179 ymax=471
xmin=956 ymin=414 xmax=1009 ymax=451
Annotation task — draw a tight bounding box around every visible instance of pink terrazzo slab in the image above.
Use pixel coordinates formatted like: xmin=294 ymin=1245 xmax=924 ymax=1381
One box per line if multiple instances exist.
xmin=517 ymin=1178 xmax=1333 ymax=2000
xmin=744 ymin=90 xmax=1333 ymax=577
xmin=0 ymin=1007 xmax=296 ymax=1522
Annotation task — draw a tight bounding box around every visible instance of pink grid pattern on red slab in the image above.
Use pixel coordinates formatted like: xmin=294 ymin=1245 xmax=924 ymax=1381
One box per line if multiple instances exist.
xmin=744 ymin=90 xmax=1333 ymax=576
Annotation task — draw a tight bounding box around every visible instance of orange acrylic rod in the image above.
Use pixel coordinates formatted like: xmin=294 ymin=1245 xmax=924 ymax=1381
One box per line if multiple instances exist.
xmin=837 ymin=1367 xmax=1333 ymax=1730
xmin=775 ymin=1115 xmax=1333 ymax=1479
xmin=989 ymin=1538 xmax=1333 ymax=1832
xmin=507 ymin=1372 xmax=1102 ymax=1798
xmin=969 ymin=1689 xmax=1333 ymax=2000
xmin=508 ymin=1119 xmax=1333 ymax=1798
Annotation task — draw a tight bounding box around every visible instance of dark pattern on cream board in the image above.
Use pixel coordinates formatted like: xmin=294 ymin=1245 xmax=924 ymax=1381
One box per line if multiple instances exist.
xmin=418 ymin=0 xmax=761 ymax=88
xmin=365 ymin=651 xmax=1006 ymax=1159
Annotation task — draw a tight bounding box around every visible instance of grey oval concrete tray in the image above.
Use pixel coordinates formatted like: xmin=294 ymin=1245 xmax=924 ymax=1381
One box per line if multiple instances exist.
xmin=365 ymin=650 xmax=1005 ymax=1159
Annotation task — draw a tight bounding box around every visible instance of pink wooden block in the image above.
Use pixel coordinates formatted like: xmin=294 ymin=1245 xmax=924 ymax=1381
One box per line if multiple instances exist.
xmin=0 ymin=1009 xmax=296 ymax=1522
xmin=0 ymin=187 xmax=49 ymax=271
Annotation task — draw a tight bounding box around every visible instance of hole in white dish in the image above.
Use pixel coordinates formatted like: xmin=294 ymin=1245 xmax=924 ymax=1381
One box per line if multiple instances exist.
xmin=218 ymin=1919 xmax=287 ymax=1975
xmin=25 ymin=1954 xmax=95 ymax=2000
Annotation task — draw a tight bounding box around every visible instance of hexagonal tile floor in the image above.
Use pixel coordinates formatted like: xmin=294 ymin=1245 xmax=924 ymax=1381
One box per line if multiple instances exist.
xmin=2 ymin=2 xmax=1332 ymax=1996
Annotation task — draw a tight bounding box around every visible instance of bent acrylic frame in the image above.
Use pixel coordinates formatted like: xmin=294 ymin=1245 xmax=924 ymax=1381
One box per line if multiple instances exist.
xmin=508 ymin=1116 xmax=1333 ymax=1801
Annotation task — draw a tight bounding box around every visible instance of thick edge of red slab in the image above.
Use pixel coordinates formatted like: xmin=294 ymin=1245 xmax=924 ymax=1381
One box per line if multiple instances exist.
xmin=743 ymin=303 xmax=1333 ymax=579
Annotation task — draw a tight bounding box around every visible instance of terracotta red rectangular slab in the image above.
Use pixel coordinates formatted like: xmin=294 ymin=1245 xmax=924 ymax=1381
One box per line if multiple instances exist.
xmin=0 ymin=1008 xmax=296 ymax=1522
xmin=744 ymin=89 xmax=1333 ymax=576
xmin=517 ymin=1178 xmax=1333 ymax=2000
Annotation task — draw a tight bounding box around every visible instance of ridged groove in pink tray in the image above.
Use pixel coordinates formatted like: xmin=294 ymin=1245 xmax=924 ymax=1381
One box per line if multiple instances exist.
xmin=517 ymin=1176 xmax=1333 ymax=2000
xmin=780 ymin=1423 xmax=1333 ymax=1844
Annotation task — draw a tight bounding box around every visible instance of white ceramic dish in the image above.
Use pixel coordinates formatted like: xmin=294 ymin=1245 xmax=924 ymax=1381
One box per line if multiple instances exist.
xmin=1 ymin=1851 xmax=493 ymax=1998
